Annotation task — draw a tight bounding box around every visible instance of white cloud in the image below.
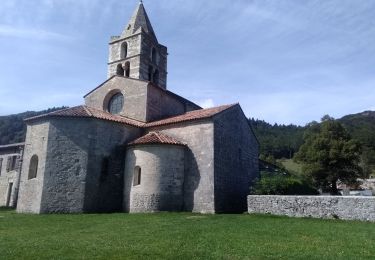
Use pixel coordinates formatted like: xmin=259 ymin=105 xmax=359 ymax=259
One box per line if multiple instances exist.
xmin=0 ymin=24 xmax=70 ymax=41
xmin=197 ymin=99 xmax=215 ymax=109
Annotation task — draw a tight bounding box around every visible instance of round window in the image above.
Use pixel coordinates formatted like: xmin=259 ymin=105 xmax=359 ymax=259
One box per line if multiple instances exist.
xmin=108 ymin=93 xmax=124 ymax=114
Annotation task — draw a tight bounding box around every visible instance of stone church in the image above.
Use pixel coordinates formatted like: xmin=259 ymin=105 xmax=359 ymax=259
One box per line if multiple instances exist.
xmin=1 ymin=2 xmax=259 ymax=214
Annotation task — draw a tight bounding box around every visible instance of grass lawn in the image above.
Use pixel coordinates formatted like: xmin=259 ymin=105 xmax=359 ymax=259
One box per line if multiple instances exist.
xmin=279 ymin=159 xmax=303 ymax=176
xmin=1 ymin=208 xmax=374 ymax=259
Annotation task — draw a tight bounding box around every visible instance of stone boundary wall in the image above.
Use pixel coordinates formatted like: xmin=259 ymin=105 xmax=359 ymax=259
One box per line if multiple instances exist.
xmin=248 ymin=195 xmax=375 ymax=222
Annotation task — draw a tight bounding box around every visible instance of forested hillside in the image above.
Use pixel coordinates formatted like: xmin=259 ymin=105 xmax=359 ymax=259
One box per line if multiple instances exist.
xmin=249 ymin=119 xmax=304 ymax=159
xmin=339 ymin=111 xmax=375 ymax=175
xmin=0 ymin=107 xmax=67 ymax=145
xmin=250 ymin=111 xmax=375 ymax=176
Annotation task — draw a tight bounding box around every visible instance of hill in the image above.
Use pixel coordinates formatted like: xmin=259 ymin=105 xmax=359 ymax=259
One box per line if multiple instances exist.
xmin=250 ymin=111 xmax=375 ymax=155
xmin=249 ymin=119 xmax=304 ymax=159
xmin=0 ymin=107 xmax=67 ymax=145
xmin=339 ymin=111 xmax=375 ymax=148
xmin=339 ymin=111 xmax=375 ymax=175
xmin=250 ymin=111 xmax=375 ymax=176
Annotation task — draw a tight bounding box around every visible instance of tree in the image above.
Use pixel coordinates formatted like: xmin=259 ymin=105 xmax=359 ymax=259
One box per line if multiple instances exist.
xmin=294 ymin=116 xmax=362 ymax=194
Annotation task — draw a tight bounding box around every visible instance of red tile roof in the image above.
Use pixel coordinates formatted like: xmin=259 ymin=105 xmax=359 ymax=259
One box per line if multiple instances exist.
xmin=25 ymin=106 xmax=144 ymax=127
xmin=24 ymin=104 xmax=236 ymax=129
xmin=145 ymin=104 xmax=237 ymax=127
xmin=128 ymin=132 xmax=185 ymax=146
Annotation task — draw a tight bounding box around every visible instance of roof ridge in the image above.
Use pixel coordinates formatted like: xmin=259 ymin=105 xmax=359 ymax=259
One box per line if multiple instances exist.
xmin=128 ymin=131 xmax=186 ymax=146
xmin=145 ymin=103 xmax=238 ymax=128
xmin=24 ymin=105 xmax=144 ymax=128
xmin=82 ymin=106 xmax=93 ymax=117
xmin=24 ymin=103 xmax=240 ymax=130
xmin=24 ymin=106 xmax=77 ymax=121
xmin=153 ymin=131 xmax=162 ymax=141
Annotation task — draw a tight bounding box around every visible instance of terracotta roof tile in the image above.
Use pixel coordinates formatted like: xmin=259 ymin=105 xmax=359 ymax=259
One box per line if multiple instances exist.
xmin=128 ymin=132 xmax=185 ymax=146
xmin=25 ymin=106 xmax=144 ymax=127
xmin=145 ymin=104 xmax=237 ymax=128
xmin=24 ymin=104 xmax=236 ymax=129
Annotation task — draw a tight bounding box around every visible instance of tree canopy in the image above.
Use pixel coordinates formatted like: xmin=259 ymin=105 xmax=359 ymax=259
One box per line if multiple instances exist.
xmin=294 ymin=116 xmax=362 ymax=194
xmin=250 ymin=111 xmax=375 ymax=177
xmin=249 ymin=118 xmax=304 ymax=159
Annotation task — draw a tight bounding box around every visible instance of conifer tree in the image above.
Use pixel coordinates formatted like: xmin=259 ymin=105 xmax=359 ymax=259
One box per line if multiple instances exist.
xmin=295 ymin=116 xmax=362 ymax=194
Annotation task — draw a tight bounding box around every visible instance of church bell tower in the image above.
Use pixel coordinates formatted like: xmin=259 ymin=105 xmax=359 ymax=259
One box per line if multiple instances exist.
xmin=107 ymin=1 xmax=168 ymax=89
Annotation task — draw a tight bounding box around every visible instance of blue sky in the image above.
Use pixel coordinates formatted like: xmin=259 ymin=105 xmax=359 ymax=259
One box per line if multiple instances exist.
xmin=0 ymin=0 xmax=374 ymax=125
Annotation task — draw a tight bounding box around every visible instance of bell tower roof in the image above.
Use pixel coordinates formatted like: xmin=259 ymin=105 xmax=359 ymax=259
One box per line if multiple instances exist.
xmin=108 ymin=1 xmax=167 ymax=89
xmin=121 ymin=1 xmax=157 ymax=42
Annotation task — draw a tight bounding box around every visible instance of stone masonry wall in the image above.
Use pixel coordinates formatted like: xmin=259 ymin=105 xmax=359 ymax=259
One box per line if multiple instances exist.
xmin=213 ymin=105 xmax=259 ymax=213
xmin=146 ymin=85 xmax=189 ymax=122
xmin=108 ymin=34 xmax=141 ymax=78
xmin=148 ymin=120 xmax=215 ymax=213
xmin=139 ymin=34 xmax=167 ymax=89
xmin=124 ymin=145 xmax=185 ymax=213
xmin=248 ymin=195 xmax=375 ymax=221
xmin=85 ymin=76 xmax=199 ymax=124
xmin=40 ymin=118 xmax=141 ymax=213
xmin=108 ymin=33 xmax=167 ymax=89
xmin=85 ymin=77 xmax=148 ymax=122
xmin=17 ymin=122 xmax=50 ymax=213
xmin=0 ymin=146 xmax=23 ymax=207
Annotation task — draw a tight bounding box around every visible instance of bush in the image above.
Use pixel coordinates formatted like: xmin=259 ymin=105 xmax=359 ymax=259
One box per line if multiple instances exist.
xmin=251 ymin=172 xmax=319 ymax=195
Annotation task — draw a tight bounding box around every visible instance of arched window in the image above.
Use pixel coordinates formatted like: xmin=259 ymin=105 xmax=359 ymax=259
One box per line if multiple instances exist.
xmin=116 ymin=64 xmax=124 ymax=76
xmin=108 ymin=93 xmax=124 ymax=114
xmin=133 ymin=166 xmax=141 ymax=186
xmin=121 ymin=42 xmax=128 ymax=59
xmin=148 ymin=65 xmax=153 ymax=81
xmin=151 ymin=47 xmax=157 ymax=63
xmin=153 ymin=69 xmax=159 ymax=85
xmin=28 ymin=155 xmax=38 ymax=180
xmin=124 ymin=62 xmax=130 ymax=78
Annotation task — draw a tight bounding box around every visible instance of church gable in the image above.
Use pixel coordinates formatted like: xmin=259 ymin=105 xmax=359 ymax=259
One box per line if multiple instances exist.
xmin=84 ymin=74 xmax=201 ymax=123
xmin=84 ymin=76 xmax=149 ymax=122
xmin=145 ymin=84 xmax=201 ymax=122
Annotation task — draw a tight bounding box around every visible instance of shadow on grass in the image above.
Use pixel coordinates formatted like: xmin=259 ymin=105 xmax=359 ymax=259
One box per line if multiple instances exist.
xmin=0 ymin=207 xmax=14 ymax=212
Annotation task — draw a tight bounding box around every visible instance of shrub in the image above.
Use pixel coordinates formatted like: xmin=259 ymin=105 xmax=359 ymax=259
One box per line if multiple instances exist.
xmin=250 ymin=172 xmax=319 ymax=195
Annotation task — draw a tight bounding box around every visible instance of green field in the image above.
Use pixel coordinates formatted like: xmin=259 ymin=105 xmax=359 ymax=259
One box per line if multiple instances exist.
xmin=1 ymin=208 xmax=374 ymax=259
xmin=278 ymin=159 xmax=303 ymax=175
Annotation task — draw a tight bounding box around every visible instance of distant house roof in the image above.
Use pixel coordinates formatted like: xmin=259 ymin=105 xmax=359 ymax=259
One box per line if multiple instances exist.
xmin=145 ymin=104 xmax=237 ymax=128
xmin=0 ymin=142 xmax=25 ymax=150
xmin=128 ymin=132 xmax=185 ymax=146
xmin=24 ymin=104 xmax=237 ymax=129
xmin=24 ymin=106 xmax=144 ymax=127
